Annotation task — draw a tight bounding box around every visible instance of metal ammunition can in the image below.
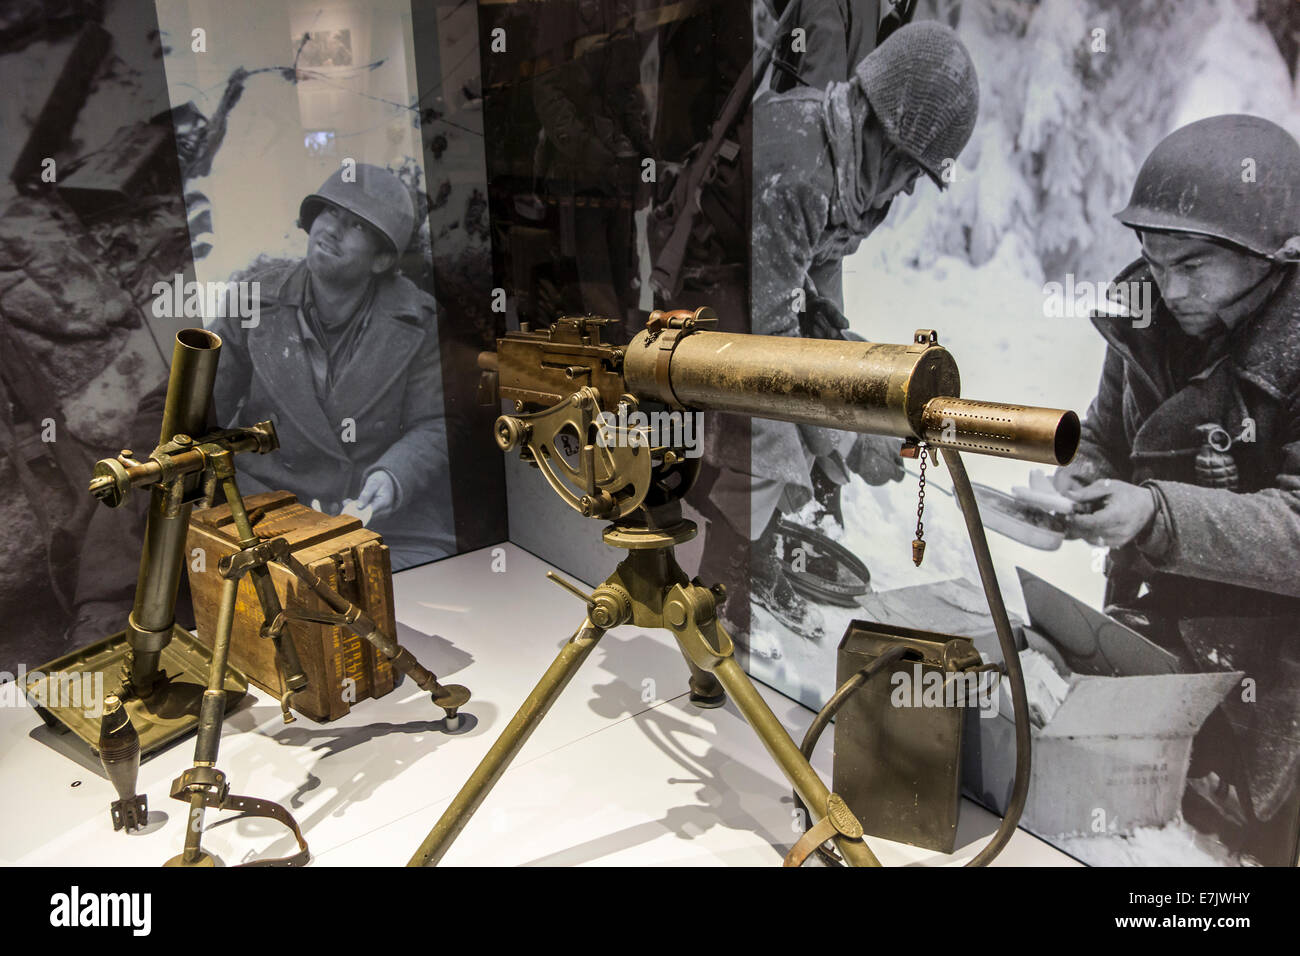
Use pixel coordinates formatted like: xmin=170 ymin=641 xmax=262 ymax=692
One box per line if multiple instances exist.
xmin=833 ymin=621 xmax=983 ymax=853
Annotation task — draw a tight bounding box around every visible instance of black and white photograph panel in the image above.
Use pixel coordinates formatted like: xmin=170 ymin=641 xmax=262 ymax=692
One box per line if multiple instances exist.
xmin=477 ymin=0 xmax=758 ymax=624
xmin=748 ymin=0 xmax=1300 ymax=865
xmin=0 ymin=2 xmax=193 ymax=668
xmin=154 ymin=0 xmax=458 ymax=571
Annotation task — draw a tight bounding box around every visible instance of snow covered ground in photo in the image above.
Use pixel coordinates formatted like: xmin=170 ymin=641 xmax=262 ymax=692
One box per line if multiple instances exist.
xmin=749 ymin=0 xmax=1299 ymax=866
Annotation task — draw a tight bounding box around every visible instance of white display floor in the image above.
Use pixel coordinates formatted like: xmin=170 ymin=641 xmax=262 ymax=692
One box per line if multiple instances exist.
xmin=0 ymin=544 xmax=1077 ymax=867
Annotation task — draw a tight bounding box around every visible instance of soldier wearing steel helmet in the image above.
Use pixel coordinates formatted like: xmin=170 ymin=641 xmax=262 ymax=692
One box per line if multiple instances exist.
xmin=1052 ymin=114 xmax=1300 ymax=859
xmin=700 ymin=21 xmax=980 ymax=638
xmin=210 ymin=164 xmax=455 ymax=568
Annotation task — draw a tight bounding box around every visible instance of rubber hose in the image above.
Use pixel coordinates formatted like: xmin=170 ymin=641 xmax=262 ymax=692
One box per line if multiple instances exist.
xmin=790 ymin=447 xmax=1031 ymax=867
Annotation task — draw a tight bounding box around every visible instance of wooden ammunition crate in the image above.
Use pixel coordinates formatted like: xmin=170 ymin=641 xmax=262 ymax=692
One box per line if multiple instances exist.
xmin=186 ymin=491 xmax=399 ymax=721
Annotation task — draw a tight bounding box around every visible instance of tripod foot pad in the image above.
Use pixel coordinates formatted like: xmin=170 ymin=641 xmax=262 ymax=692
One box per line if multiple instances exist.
xmin=163 ymin=851 xmax=216 ymax=868
xmin=689 ymin=689 xmax=727 ymax=709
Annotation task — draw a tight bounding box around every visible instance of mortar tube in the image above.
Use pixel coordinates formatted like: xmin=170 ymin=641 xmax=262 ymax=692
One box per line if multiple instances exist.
xmin=127 ymin=328 xmax=222 ymax=689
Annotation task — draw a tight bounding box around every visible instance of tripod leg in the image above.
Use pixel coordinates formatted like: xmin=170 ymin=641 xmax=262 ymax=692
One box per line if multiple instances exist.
xmin=168 ymin=457 xmax=311 ymax=867
xmin=407 ymin=618 xmax=608 ymax=867
xmin=246 ymin=563 xmax=309 ymax=694
xmin=166 ymin=574 xmax=240 ymax=867
xmin=708 ymin=657 xmax=878 ymax=866
xmin=219 ymin=459 xmax=310 ymax=698
xmin=279 ymin=550 xmax=470 ymax=719
xmin=667 ymin=582 xmax=881 ymax=867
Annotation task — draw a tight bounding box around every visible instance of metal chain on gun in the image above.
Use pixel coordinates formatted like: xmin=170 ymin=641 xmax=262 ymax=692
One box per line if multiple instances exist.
xmin=912 ymin=443 xmax=928 ymax=566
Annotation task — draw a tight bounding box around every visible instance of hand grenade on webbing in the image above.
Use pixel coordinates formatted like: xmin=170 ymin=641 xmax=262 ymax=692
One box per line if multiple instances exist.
xmin=1195 ymin=423 xmax=1238 ymax=490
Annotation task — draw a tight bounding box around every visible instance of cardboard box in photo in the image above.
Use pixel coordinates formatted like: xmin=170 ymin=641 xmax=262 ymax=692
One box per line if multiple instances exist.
xmin=854 ymin=575 xmax=1240 ymax=840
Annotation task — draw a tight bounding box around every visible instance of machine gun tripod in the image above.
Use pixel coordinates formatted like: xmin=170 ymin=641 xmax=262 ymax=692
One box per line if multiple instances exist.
xmin=412 ymin=309 xmax=1080 ymax=866
xmin=410 ymin=455 xmax=880 ymax=866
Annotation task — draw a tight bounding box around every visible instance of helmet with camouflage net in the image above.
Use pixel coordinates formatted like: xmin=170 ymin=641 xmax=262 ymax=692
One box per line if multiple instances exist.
xmin=1116 ymin=114 xmax=1300 ymax=262
xmin=857 ymin=20 xmax=979 ymax=189
xmin=299 ymin=164 xmax=416 ymax=255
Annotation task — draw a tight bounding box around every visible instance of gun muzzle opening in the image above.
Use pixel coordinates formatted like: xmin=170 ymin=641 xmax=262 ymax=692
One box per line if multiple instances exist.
xmin=921 ymin=398 xmax=1080 ymax=466
xmin=176 ymin=327 xmax=222 ymax=352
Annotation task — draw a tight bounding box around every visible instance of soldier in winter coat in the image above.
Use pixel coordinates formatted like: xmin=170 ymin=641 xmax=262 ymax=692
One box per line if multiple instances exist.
xmin=211 ymin=165 xmax=455 ymax=568
xmin=703 ymin=21 xmax=980 ymax=637
xmin=1054 ymin=115 xmax=1300 ymax=860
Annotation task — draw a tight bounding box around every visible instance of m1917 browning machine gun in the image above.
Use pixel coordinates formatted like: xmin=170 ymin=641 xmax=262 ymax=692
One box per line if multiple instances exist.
xmin=36 ymin=329 xmax=469 ymax=866
xmin=410 ymin=308 xmax=1079 ymax=867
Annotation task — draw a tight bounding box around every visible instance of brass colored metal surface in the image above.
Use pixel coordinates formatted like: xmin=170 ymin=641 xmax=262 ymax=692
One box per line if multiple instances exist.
xmin=159 ymin=327 xmax=222 ymax=443
xmin=123 ymin=330 xmax=222 ymax=686
xmin=27 ymin=625 xmax=248 ymax=755
xmin=491 ymin=316 xmax=626 ymax=410
xmin=710 ymin=655 xmax=879 ymax=867
xmin=216 ymin=461 xmax=309 ymax=701
xmin=784 ymin=793 xmax=865 ymax=866
xmin=623 ymin=324 xmax=1078 ymax=465
xmin=920 ymin=396 xmax=1080 ymax=465
xmin=624 ymin=328 xmax=960 ymax=438
xmin=127 ymin=330 xmax=222 ymax=689
xmin=410 ymin=510 xmax=880 ymax=868
xmin=175 ymin=574 xmax=240 ymax=865
xmin=601 ymin=518 xmax=697 ymax=549
xmin=88 ymin=424 xmax=277 ymax=508
xmin=409 ymin=620 xmax=609 ymax=866
xmin=73 ymin=329 xmax=278 ymax=722
xmin=485 ymin=316 xmax=1079 ymax=471
xmin=494 ymin=387 xmax=652 ymax=520
xmin=51 ymin=331 xmax=280 ymax=750
xmin=448 ymin=309 xmax=1081 ymax=867
xmin=166 ymin=463 xmax=465 ymax=864
xmin=165 ymin=511 xmax=311 ymax=867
